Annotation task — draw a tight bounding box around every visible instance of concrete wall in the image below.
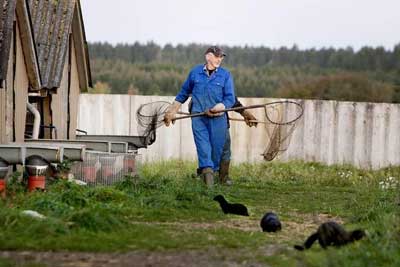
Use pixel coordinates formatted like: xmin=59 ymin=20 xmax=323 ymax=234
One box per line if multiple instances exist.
xmin=78 ymin=94 xmax=400 ymax=169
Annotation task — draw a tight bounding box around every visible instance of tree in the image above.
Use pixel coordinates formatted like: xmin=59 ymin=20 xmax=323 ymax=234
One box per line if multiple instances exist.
xmin=88 ymin=81 xmax=111 ymax=94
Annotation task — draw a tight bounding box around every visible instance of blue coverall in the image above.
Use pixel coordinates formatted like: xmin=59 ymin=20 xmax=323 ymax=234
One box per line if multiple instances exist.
xmin=190 ymin=97 xmax=244 ymax=163
xmin=175 ymin=64 xmax=236 ymax=171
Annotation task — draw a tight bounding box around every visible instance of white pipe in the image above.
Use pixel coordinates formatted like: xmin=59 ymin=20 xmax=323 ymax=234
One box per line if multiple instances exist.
xmin=27 ymin=101 xmax=40 ymax=139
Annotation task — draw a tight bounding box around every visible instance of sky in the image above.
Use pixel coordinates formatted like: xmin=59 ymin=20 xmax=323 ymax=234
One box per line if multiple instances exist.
xmin=80 ymin=0 xmax=400 ymax=51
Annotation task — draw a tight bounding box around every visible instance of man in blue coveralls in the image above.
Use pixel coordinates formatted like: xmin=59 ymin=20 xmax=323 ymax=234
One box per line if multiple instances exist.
xmin=164 ymin=46 xmax=235 ymax=187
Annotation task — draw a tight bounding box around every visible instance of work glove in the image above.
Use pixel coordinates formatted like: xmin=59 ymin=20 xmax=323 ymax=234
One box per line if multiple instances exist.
xmin=206 ymin=103 xmax=225 ymax=117
xmin=164 ymin=101 xmax=182 ymax=126
xmin=242 ymin=110 xmax=258 ymax=127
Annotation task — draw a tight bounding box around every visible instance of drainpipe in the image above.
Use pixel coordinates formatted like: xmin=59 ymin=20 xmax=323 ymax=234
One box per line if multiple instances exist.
xmin=27 ymin=101 xmax=40 ymax=139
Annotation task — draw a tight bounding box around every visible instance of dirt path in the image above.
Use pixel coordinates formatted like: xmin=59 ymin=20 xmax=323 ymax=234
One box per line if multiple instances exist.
xmin=0 ymin=212 xmax=341 ymax=266
xmin=0 ymin=249 xmax=269 ymax=267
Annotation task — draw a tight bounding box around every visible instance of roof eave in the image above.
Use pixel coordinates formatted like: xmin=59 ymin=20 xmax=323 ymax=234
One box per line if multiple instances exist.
xmin=16 ymin=0 xmax=41 ymax=90
xmin=71 ymin=0 xmax=92 ymax=92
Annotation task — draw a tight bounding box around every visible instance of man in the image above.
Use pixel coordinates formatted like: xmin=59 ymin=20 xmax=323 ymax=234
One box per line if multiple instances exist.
xmin=164 ymin=46 xmax=235 ymax=187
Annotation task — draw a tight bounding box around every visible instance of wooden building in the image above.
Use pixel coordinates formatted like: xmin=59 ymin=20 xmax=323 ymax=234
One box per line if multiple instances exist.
xmin=0 ymin=1 xmax=140 ymax=186
xmin=0 ymin=0 xmax=91 ymax=144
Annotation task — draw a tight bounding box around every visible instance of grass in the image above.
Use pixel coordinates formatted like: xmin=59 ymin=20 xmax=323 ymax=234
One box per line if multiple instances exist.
xmin=0 ymin=160 xmax=399 ymax=266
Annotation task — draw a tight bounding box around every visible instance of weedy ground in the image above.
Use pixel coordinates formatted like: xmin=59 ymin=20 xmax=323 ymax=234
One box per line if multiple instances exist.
xmin=0 ymin=160 xmax=399 ymax=267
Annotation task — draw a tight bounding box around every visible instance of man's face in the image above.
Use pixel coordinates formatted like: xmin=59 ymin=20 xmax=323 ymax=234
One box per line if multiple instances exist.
xmin=205 ymin=53 xmax=224 ymax=70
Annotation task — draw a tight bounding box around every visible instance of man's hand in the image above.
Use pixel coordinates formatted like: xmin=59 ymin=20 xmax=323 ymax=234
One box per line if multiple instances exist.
xmin=164 ymin=101 xmax=182 ymax=126
xmin=206 ymin=103 xmax=225 ymax=117
xmin=164 ymin=112 xmax=175 ymax=126
xmin=242 ymin=110 xmax=258 ymax=127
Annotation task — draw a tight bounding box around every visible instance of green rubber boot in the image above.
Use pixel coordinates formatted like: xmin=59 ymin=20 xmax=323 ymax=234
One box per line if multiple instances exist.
xmin=201 ymin=167 xmax=214 ymax=188
xmin=219 ymin=160 xmax=233 ymax=186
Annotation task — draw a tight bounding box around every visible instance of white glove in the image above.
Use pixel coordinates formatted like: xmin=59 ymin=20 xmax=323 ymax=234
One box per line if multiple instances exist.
xmin=242 ymin=110 xmax=258 ymax=127
xmin=206 ymin=103 xmax=225 ymax=117
xmin=164 ymin=101 xmax=182 ymax=126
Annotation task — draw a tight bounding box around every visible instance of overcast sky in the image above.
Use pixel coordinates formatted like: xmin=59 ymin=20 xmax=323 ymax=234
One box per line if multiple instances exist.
xmin=80 ymin=0 xmax=400 ymax=51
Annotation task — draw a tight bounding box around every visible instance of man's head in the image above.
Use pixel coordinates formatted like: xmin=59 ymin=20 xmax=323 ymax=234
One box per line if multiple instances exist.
xmin=205 ymin=46 xmax=226 ymax=70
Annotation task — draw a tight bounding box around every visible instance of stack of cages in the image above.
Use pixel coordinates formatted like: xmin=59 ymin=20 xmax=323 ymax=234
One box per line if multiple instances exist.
xmin=71 ymin=151 xmax=141 ymax=186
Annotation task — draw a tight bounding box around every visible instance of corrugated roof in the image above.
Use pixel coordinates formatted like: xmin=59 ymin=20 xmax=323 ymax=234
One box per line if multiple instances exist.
xmin=0 ymin=0 xmax=17 ymax=84
xmin=28 ymin=0 xmax=76 ymax=89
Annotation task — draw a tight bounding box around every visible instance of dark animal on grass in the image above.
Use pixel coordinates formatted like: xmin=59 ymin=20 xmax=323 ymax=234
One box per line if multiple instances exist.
xmin=213 ymin=195 xmax=249 ymax=216
xmin=260 ymin=212 xmax=282 ymax=232
xmin=294 ymin=221 xmax=365 ymax=250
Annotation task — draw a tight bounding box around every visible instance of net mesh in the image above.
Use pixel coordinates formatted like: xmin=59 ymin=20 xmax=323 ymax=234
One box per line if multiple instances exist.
xmin=262 ymin=102 xmax=300 ymax=161
xmin=136 ymin=101 xmax=170 ymax=137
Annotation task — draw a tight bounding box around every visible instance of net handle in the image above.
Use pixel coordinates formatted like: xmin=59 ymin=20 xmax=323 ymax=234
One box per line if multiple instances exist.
xmin=177 ymin=111 xmax=269 ymax=125
xmin=173 ymin=100 xmax=303 ymax=125
xmin=221 ymin=117 xmax=269 ymax=124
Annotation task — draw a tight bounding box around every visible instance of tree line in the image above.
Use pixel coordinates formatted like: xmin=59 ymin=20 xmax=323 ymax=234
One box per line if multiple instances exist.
xmin=87 ymin=42 xmax=400 ymax=103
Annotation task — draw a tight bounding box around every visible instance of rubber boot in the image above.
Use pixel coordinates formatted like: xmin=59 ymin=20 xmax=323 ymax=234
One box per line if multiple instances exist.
xmin=191 ymin=168 xmax=202 ymax=179
xmin=201 ymin=167 xmax=214 ymax=187
xmin=219 ymin=160 xmax=233 ymax=186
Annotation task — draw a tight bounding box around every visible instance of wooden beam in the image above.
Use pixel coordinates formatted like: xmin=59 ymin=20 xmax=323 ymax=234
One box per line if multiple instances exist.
xmin=71 ymin=0 xmax=90 ymax=91
xmin=15 ymin=0 xmax=41 ymax=90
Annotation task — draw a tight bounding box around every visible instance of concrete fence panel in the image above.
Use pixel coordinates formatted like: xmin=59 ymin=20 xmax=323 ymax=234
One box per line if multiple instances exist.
xmin=78 ymin=94 xmax=400 ymax=169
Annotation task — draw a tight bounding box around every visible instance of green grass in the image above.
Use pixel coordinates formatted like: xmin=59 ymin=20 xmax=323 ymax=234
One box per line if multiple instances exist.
xmin=0 ymin=258 xmax=45 ymax=267
xmin=0 ymin=160 xmax=399 ymax=266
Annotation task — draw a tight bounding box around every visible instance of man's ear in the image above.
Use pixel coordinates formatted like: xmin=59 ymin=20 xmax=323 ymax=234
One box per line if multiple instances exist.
xmin=205 ymin=53 xmax=212 ymax=61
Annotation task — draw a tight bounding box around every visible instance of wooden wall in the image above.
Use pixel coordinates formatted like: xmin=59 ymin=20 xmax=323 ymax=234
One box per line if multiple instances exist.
xmin=68 ymin=36 xmax=81 ymax=139
xmin=13 ymin=22 xmax=29 ymax=143
xmin=0 ymin=81 xmax=6 ymax=143
xmin=51 ymin=48 xmax=69 ymax=139
xmin=0 ymin=20 xmax=14 ymax=144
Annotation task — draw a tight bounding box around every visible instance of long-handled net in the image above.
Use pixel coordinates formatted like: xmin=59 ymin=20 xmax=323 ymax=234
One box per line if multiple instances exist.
xmin=136 ymin=100 xmax=303 ymax=161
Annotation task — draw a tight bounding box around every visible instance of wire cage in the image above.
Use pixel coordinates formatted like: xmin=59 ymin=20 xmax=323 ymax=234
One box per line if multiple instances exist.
xmin=70 ymin=151 xmax=141 ymax=186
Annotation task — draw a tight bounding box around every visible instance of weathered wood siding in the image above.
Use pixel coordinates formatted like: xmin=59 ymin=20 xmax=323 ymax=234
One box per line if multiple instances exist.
xmin=68 ymin=37 xmax=81 ymax=139
xmin=13 ymin=24 xmax=28 ymax=142
xmin=51 ymin=48 xmax=69 ymax=139
xmin=4 ymin=22 xmax=14 ymax=143
xmin=0 ymin=83 xmax=6 ymax=143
